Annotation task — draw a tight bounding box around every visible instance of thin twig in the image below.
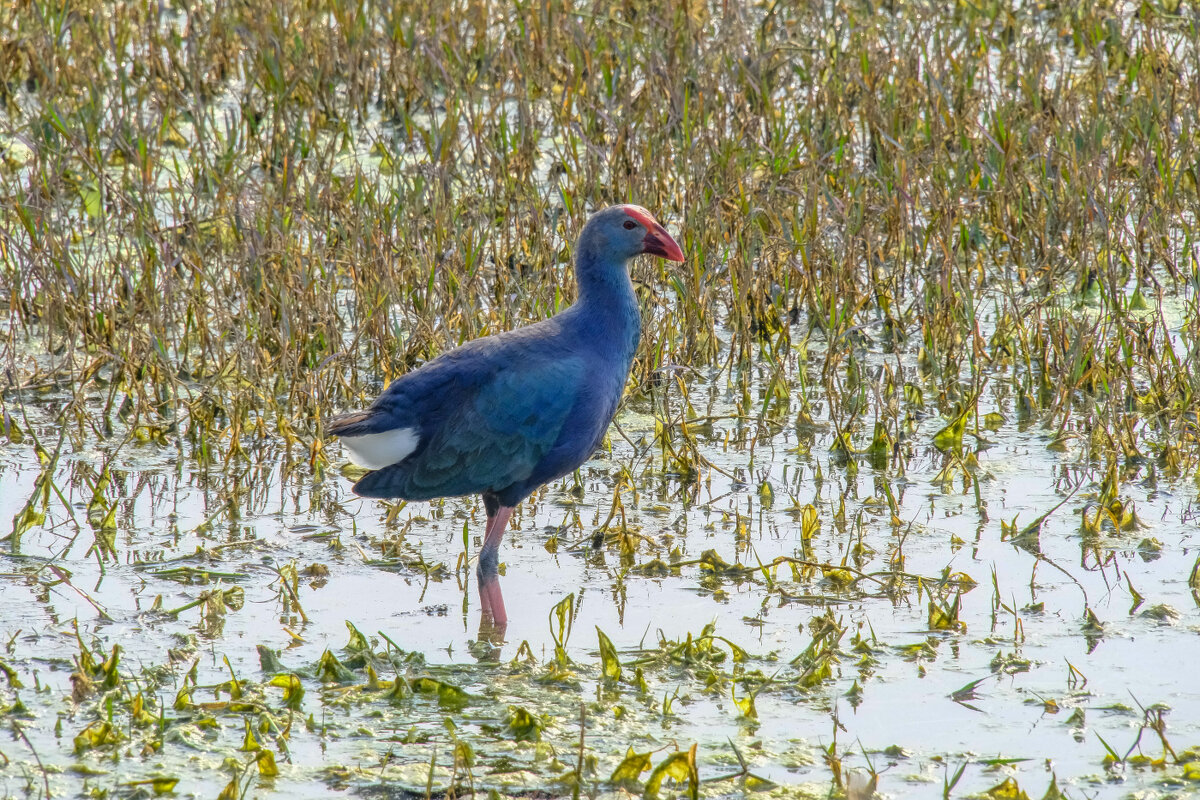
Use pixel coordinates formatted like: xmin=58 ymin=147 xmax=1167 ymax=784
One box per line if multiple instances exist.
xmin=12 ymin=720 xmax=51 ymax=799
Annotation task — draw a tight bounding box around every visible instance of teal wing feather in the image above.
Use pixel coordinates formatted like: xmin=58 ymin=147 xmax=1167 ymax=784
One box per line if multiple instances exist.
xmin=355 ymin=354 xmax=585 ymax=500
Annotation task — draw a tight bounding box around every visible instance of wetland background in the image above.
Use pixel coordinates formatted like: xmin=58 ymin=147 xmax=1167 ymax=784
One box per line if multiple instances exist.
xmin=2 ymin=0 xmax=1200 ymax=797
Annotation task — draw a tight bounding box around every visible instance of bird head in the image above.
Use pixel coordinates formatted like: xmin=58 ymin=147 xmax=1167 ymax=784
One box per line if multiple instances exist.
xmin=582 ymin=205 xmax=685 ymax=264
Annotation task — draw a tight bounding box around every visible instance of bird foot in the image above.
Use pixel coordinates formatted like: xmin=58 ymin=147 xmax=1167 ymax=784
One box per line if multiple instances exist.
xmin=476 ymin=614 xmax=507 ymax=645
xmin=478 ymin=577 xmax=508 ymax=628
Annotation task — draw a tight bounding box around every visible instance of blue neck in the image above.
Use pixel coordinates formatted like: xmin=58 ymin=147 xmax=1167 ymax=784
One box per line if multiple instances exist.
xmin=573 ymin=249 xmax=641 ymax=363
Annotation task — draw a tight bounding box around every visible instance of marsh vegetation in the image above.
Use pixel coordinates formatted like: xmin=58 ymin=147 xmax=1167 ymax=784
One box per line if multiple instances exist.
xmin=2 ymin=1 xmax=1199 ymax=797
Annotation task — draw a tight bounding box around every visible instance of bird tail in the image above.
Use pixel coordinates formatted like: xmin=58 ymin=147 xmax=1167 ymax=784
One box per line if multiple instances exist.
xmin=327 ymin=409 xmax=421 ymax=471
xmin=352 ymin=464 xmax=419 ymax=499
xmin=326 ymin=409 xmax=378 ymax=437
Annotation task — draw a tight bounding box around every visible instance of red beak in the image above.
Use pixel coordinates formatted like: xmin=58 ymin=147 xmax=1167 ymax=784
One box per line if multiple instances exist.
xmin=642 ymin=222 xmax=685 ymax=263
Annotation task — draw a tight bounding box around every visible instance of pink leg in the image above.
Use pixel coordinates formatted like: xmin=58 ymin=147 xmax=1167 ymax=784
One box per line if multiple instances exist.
xmin=478 ymin=505 xmax=512 ymax=627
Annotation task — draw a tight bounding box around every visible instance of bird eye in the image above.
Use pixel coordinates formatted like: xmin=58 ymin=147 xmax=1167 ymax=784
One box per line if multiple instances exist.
xmin=623 ymin=220 xmax=638 ymax=230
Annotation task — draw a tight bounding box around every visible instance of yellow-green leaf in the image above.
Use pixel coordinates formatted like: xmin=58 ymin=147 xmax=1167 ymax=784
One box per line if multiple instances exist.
xmin=984 ymin=776 xmax=1030 ymax=800
xmin=240 ymin=718 xmax=261 ymax=751
xmin=800 ymin=504 xmax=820 ymax=542
xmin=410 ymin=677 xmax=470 ymax=708
xmin=732 ymin=684 xmax=757 ymax=719
xmin=645 ymin=744 xmax=699 ymax=800
xmin=268 ymin=673 xmax=305 ymax=709
xmin=317 ymin=649 xmax=356 ymax=683
xmin=933 ymin=407 xmax=970 ymax=452
xmin=80 ymin=181 xmax=102 ymax=219
xmin=503 ymin=705 xmax=542 ymax=742
xmin=256 ymin=749 xmax=279 ymax=777
xmin=597 ymin=627 xmax=622 ymax=683
xmin=611 ymin=746 xmax=653 ymax=788
xmin=73 ymin=721 xmax=122 ymax=754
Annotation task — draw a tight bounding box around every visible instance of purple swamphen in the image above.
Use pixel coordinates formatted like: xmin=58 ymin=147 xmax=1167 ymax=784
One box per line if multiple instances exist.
xmin=329 ymin=205 xmax=685 ymax=627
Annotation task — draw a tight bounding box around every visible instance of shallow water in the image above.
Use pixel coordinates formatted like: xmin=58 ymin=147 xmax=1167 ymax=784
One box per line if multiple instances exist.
xmin=2 ymin=295 xmax=1198 ymax=799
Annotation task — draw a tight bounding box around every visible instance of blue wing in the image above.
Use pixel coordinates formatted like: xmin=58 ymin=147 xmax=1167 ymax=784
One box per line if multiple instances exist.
xmin=343 ymin=346 xmax=586 ymax=501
